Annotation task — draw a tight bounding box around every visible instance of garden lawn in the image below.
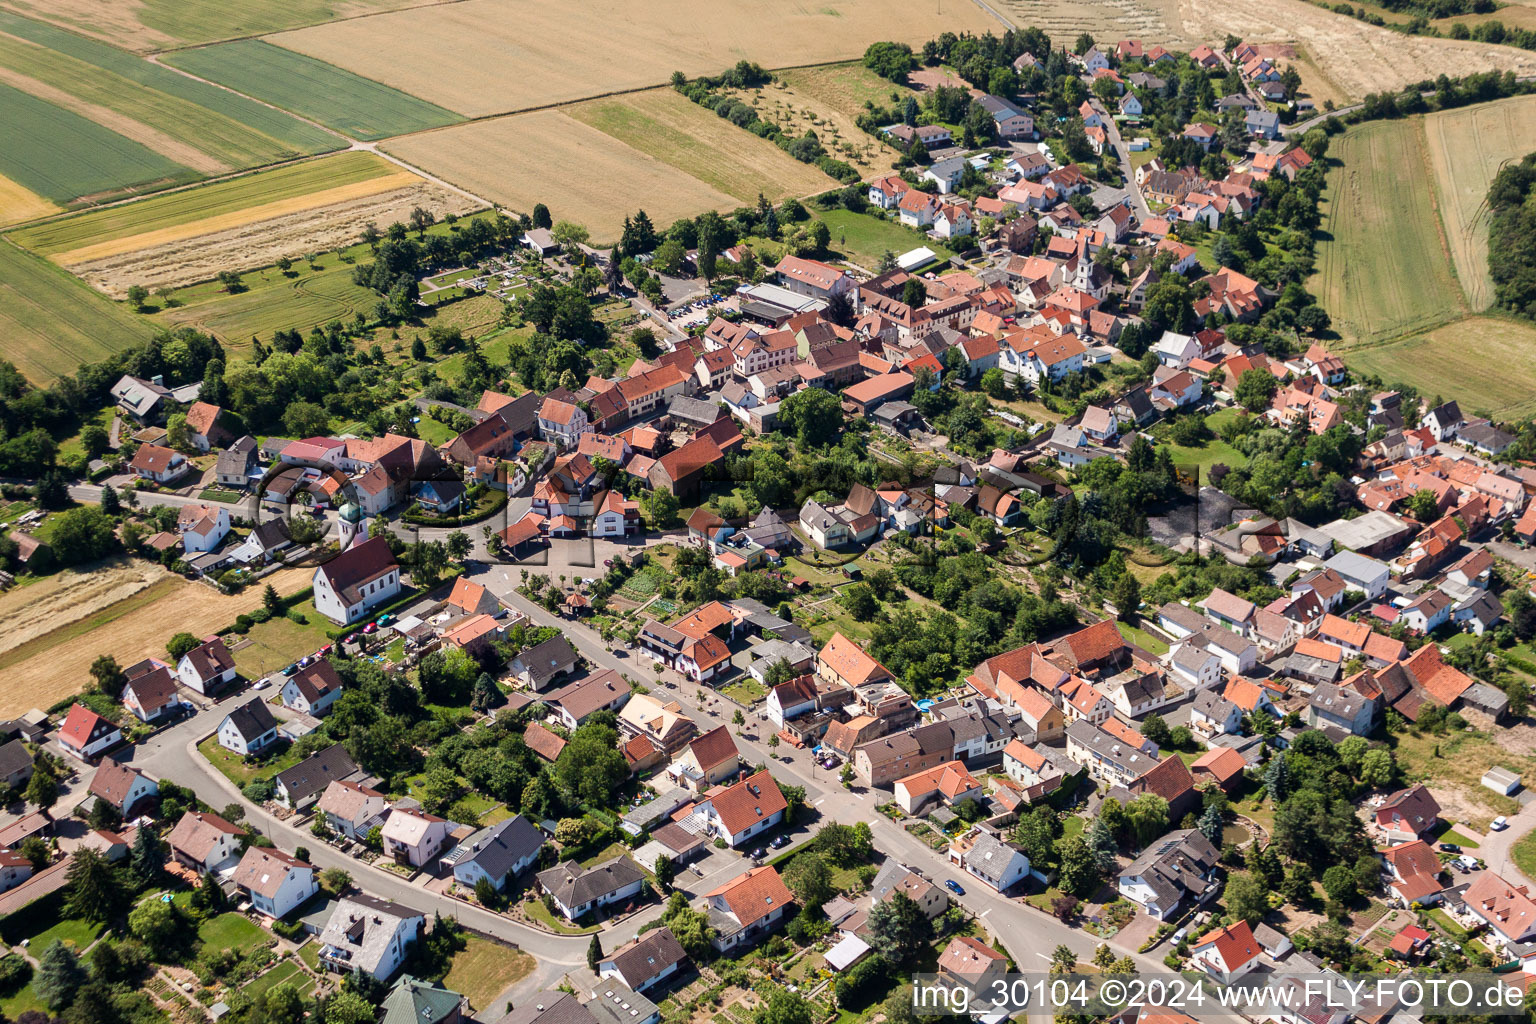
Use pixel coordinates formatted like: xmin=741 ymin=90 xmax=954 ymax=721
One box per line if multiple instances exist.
xmin=229 ymin=600 xmax=336 ymax=678
xmin=523 ymin=897 xmax=599 ymax=935
xmin=198 ymin=912 xmax=273 ymax=953
xmin=198 ymin=734 xmax=303 ymax=788
xmin=247 ymin=960 xmax=310 ymax=998
xmin=0 ymin=983 xmax=46 ymax=1019
xmin=1115 ymin=621 xmax=1168 ymax=655
xmin=23 ymin=916 xmax=103 ymax=951
xmin=813 ymin=208 xmax=953 ymax=271
xmin=444 ymin=937 xmax=535 ymax=1011
xmin=720 ymin=679 xmax=766 ymax=705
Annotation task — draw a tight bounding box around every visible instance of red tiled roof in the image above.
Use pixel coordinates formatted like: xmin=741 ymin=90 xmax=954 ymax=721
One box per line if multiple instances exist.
xmin=707 ymin=865 xmax=793 ymax=927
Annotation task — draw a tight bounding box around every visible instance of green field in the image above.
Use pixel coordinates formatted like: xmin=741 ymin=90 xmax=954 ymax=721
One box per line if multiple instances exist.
xmin=198 ymin=912 xmax=273 ymax=952
xmin=0 ymin=11 xmax=341 ymax=176
xmin=0 ymin=80 xmax=194 ymax=202
xmin=12 ymin=151 xmax=400 ymax=255
xmin=0 ymin=240 xmax=154 ymax=382
xmin=1313 ymin=118 xmax=1467 ymax=346
xmin=813 ymin=208 xmax=953 ymax=271
xmin=166 ymin=41 xmax=464 ymax=142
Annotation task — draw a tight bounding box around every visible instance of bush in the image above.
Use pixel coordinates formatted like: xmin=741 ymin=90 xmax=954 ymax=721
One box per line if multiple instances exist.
xmin=0 ymin=954 xmax=32 ymax=994
xmin=250 ymin=608 xmax=272 ymax=624
xmin=234 ymin=614 xmax=253 ymax=632
xmin=287 ymin=610 xmax=308 ymax=625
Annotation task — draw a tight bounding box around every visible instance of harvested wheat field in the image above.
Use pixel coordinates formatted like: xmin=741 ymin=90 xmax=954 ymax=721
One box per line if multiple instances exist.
xmin=0 ymin=172 xmax=57 ymax=226
xmin=568 ymin=89 xmax=840 ymax=204
xmin=1425 ymin=94 xmax=1536 ymax=312
xmin=1175 ymin=0 xmax=1536 ymax=101
xmin=384 ymin=111 xmax=739 ymax=243
xmin=0 ymin=0 xmax=448 ymax=53
xmin=0 ymin=564 xmax=311 ymax=717
xmin=269 ymin=0 xmax=1001 ymax=118
xmin=62 ymin=180 xmax=476 ymax=298
xmin=994 ymin=0 xmax=1183 ymax=48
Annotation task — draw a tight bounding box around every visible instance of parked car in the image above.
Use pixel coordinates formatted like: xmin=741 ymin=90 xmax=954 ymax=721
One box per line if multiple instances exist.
xmin=750 ymin=847 xmax=767 ymax=861
xmin=770 ymin=835 xmax=790 ymax=849
xmin=1439 ymin=842 xmax=1461 ymax=854
xmin=252 ymin=678 xmax=270 ymax=690
xmin=1492 ymin=816 xmax=1509 ymax=831
xmin=945 ymin=879 xmax=966 ymax=895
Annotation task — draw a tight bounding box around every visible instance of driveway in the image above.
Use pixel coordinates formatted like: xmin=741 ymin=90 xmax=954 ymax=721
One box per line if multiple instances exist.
xmin=1468 ymin=799 xmax=1536 ymax=880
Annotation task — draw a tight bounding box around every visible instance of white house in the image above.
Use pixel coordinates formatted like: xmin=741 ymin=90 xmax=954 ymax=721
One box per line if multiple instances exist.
xmin=598 ymin=928 xmax=689 ymax=993
xmin=693 ymin=770 xmax=786 ymax=848
xmin=177 ymin=504 xmax=230 ymax=554
xmin=281 ymin=661 xmax=343 ymax=717
xmin=88 ymin=761 xmax=159 ymax=817
xmin=1189 ymin=921 xmax=1262 ymax=983
xmin=705 ymin=866 xmax=795 ymax=952
xmin=177 ymin=637 xmax=238 ymax=694
xmin=121 ymin=666 xmax=184 ymax=723
xmin=382 ymin=809 xmax=451 ymax=868
xmin=949 ymin=828 xmax=1030 ymax=891
xmin=443 ymin=815 xmax=544 ymax=892
xmin=312 ymin=536 xmax=401 ymax=625
xmin=317 ymin=780 xmax=390 ymax=841
xmin=217 ymin=699 xmax=279 ymax=756
xmin=1324 ymin=550 xmax=1391 ymax=601
xmin=319 ymin=894 xmax=424 ymax=981
xmin=536 ymin=856 xmax=648 ymax=920
xmin=1118 ymin=829 xmax=1220 ymax=920
xmin=59 ymin=704 xmax=122 ymax=760
xmin=233 ymin=847 xmax=317 ymax=919
xmin=167 ymin=811 xmax=247 ymax=873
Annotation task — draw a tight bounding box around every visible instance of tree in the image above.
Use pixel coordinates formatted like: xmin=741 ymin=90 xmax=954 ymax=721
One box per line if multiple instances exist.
xmin=1234 ymin=368 xmax=1279 ymax=412
xmin=97 ymin=482 xmax=119 ymax=516
xmin=126 ymin=284 xmax=149 ymax=310
xmin=783 ymin=853 xmax=834 ymax=911
xmin=65 ymin=849 xmax=124 ymax=924
xmin=89 ymin=655 xmax=126 ymax=699
xmin=532 ymin=204 xmax=553 ymax=229
xmin=756 ymin=990 xmax=814 ymax=1024
xmin=35 ymin=941 xmax=86 ymax=1012
xmin=901 ymin=277 xmax=927 ymax=307
xmin=327 ymin=991 xmax=378 ymax=1024
xmin=1140 ymin=713 xmax=1171 ymax=748
xmin=1197 ymin=804 xmax=1224 ymax=846
xmin=1085 ymin=816 xmax=1118 ymax=871
xmin=866 ymin=892 xmax=933 ymax=967
xmin=778 ymin=387 xmax=843 ymax=448
xmin=1056 ymin=835 xmax=1100 ymax=897
xmin=129 ymin=828 xmax=164 ymax=886
xmin=127 ymin=898 xmax=179 ymax=958
xmin=862 ymin=41 xmax=916 ymax=82
xmin=1224 ymin=871 xmax=1269 ymax=925
xmin=661 ymin=892 xmax=716 ymax=958
xmin=1359 ymin=748 xmax=1396 ymax=787
xmin=587 ymin=933 xmax=603 ymax=972
xmin=263 ymin=584 xmax=283 ymax=615
xmin=1126 ymin=794 xmax=1169 ymax=847
xmin=1320 ymin=864 xmax=1357 ymax=905
xmin=655 ymin=855 xmax=676 ymax=889
xmin=1405 ymin=488 xmax=1440 ymax=522
xmin=1109 ymin=573 xmax=1141 ymax=621
xmin=167 ymin=632 xmax=200 ymax=660
xmin=263 ymin=984 xmax=306 ymax=1024
xmin=49 ymin=507 xmax=117 ymax=565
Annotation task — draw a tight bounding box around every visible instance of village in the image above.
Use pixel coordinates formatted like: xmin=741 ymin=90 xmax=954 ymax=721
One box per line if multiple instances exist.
xmin=4 ymin=25 xmax=1536 ymax=1024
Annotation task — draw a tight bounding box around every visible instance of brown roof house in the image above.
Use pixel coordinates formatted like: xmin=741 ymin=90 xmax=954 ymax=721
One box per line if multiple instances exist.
xmin=233 ymin=847 xmax=317 ymax=919
xmin=167 ymin=811 xmax=247 ymax=872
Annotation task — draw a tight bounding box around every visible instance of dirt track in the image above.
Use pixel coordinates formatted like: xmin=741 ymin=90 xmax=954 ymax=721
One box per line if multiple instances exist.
xmin=70 ymin=181 xmax=480 ymax=298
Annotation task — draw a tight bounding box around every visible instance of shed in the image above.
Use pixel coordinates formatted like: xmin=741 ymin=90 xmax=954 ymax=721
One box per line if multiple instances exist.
xmin=1483 ymin=766 xmax=1522 ymax=796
